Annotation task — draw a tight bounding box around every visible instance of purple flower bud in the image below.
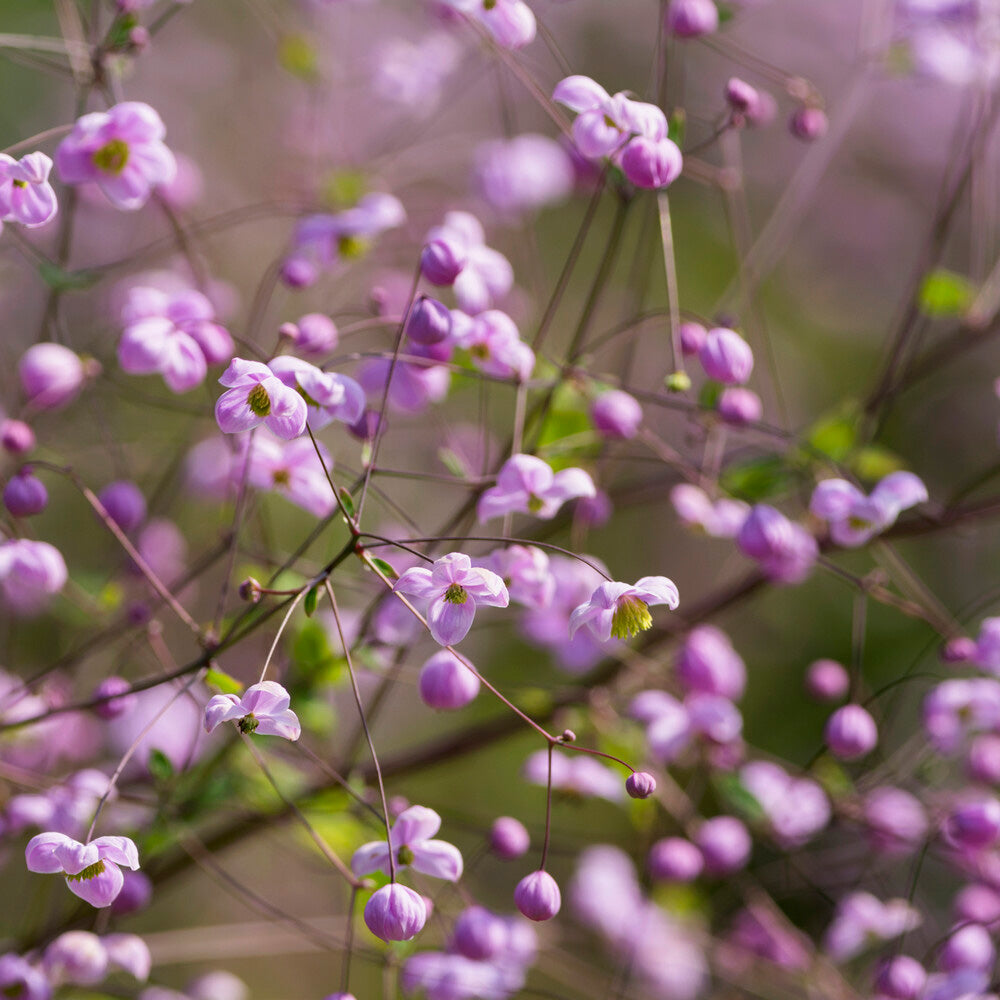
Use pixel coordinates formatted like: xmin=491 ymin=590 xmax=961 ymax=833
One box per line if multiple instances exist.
xmin=44 ymin=930 xmax=107 ymax=985
xmin=590 ymin=390 xmax=643 ymax=440
xmin=1 ymin=420 xmax=35 ymax=455
xmin=679 ymin=321 xmax=707 ymax=356
xmin=19 ymin=343 xmax=86 ymax=410
xmin=864 ymin=787 xmax=928 ymax=855
xmin=406 ymin=296 xmax=452 ymax=345
xmin=280 ymin=256 xmax=317 ymax=289
xmin=452 ymin=905 xmax=508 ymax=960
xmin=626 ymin=771 xmax=657 ymax=799
xmin=421 ymin=237 xmax=466 ymax=286
xmin=648 ymin=837 xmax=703 ymax=882
xmin=789 ymin=107 xmax=828 ymax=142
xmin=717 ymin=387 xmax=762 ymax=427
xmin=3 ymin=469 xmax=48 ymax=517
xmin=348 ymin=409 xmax=380 ymax=442
xmin=968 ymin=734 xmax=1000 ymax=784
xmin=956 ymin=883 xmax=1000 ymax=925
xmin=696 ymin=816 xmax=751 ymax=875
xmin=945 ymin=798 xmax=1000 ymax=850
xmin=676 ymin=625 xmax=747 ymax=700
xmin=725 ymin=77 xmax=760 ymax=115
xmin=805 ymin=659 xmax=850 ymax=702
xmin=620 ymin=137 xmax=683 ymax=190
xmin=737 ymin=504 xmax=818 ymax=584
xmin=97 ymin=481 xmax=147 ymax=534
xmin=187 ymin=971 xmax=248 ymax=1000
xmin=874 ymin=956 xmax=927 ymax=1000
xmin=111 ymin=869 xmax=152 ymax=915
xmin=942 ymin=636 xmax=978 ymax=664
xmin=665 ymin=0 xmax=719 ymax=37
xmin=746 ymin=91 xmax=778 ymax=127
xmin=938 ymin=923 xmax=995 ymax=971
xmin=490 ymin=816 xmax=530 ymax=860
xmin=294 ymin=313 xmax=338 ymax=355
xmin=514 ymin=870 xmax=561 ymax=921
xmin=824 ymin=704 xmax=878 ymax=760
xmin=698 ymin=328 xmax=754 ymax=384
xmin=418 ymin=650 xmax=480 ymax=710
xmin=364 ymin=883 xmax=427 ymax=942
xmin=575 ymin=490 xmax=613 ymax=527
xmin=93 ymin=676 xmax=137 ymax=720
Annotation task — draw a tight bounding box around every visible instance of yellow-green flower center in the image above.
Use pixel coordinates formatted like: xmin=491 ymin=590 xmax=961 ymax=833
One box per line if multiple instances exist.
xmin=12 ymin=179 xmax=26 ymax=189
xmin=247 ymin=383 xmax=271 ymax=417
xmin=527 ymin=494 xmax=545 ymax=513
xmin=272 ymin=469 xmax=291 ymax=487
xmin=66 ymin=859 xmax=106 ymax=882
xmin=92 ymin=139 xmax=130 ymax=175
xmin=239 ymin=714 xmax=259 ymax=734
xmin=338 ymin=235 xmax=369 ymax=259
xmin=2 ymin=983 xmax=27 ymax=998
xmin=611 ymin=595 xmax=653 ymax=640
xmin=484 ymin=0 xmax=497 ymax=9
xmin=397 ymin=845 xmax=415 ymax=865
xmin=444 ymin=584 xmax=468 ymax=605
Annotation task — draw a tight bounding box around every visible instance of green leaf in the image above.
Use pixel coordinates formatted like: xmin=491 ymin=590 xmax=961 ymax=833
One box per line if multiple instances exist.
xmin=206 ymin=668 xmax=244 ymax=696
xmin=148 ymin=749 xmax=175 ymax=784
xmin=697 ymin=380 xmax=722 ymax=409
xmin=370 ymin=557 xmax=398 ymax=581
xmin=807 ymin=410 xmax=858 ymax=462
xmin=720 ymin=454 xmax=794 ymax=501
xmin=291 ymin=620 xmax=341 ymax=682
xmin=852 ymin=445 xmax=904 ymax=482
xmin=303 ymin=586 xmax=318 ymax=617
xmin=38 ymin=262 xmax=98 ymax=292
xmin=918 ymin=269 xmax=975 ymax=317
xmin=338 ymin=488 xmax=356 ymax=519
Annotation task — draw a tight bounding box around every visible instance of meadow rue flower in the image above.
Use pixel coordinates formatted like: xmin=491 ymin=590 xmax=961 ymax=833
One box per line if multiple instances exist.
xmin=696 ymin=816 xmax=752 ymax=875
xmin=364 ymin=883 xmax=428 ymax=942
xmin=863 ymin=786 xmax=928 ymax=855
xmin=789 ymin=106 xmax=829 ymax=141
xmin=418 ymin=649 xmax=481 ymax=710
xmin=1 ymin=419 xmax=35 ymax=454
xmin=452 ymin=309 xmax=535 ymax=381
xmin=423 ymin=212 xmax=513 ymax=313
xmin=477 ymin=454 xmax=595 ymax=522
xmin=372 ymin=30 xmax=461 ymax=114
xmin=56 ymin=102 xmax=176 ymax=210
xmin=19 ymin=343 xmax=87 ymax=410
xmin=725 ymin=77 xmax=762 ymax=116
xmin=477 ymin=545 xmax=555 ymax=608
xmin=924 ymin=679 xmax=1000 ymax=753
xmin=698 ymin=328 xmax=754 ymax=384
xmin=0 ymin=539 xmax=68 ymax=615
xmin=443 ymin=0 xmax=537 ymax=48
xmin=724 ymin=905 xmax=813 ymax=971
xmin=670 ymin=483 xmax=749 ymax=538
xmin=0 ymin=152 xmax=57 ymax=227
xmin=823 ymin=892 xmax=921 ymax=961
xmin=944 ymin=798 xmax=1000 ymax=850
xmin=490 ymin=817 xmax=530 ymax=860
xmin=939 ymin=924 xmax=995 ymax=972
xmin=590 ymin=389 xmax=643 ymax=439
xmin=118 ymin=287 xmax=233 ymax=393
xmin=25 ymin=832 xmax=140 ymax=907
xmin=214 ymin=359 xmax=308 ymax=439
xmin=875 ymin=956 xmax=927 ymax=1000
xmin=967 ymin=733 xmax=1000 ymax=783
xmin=357 ymin=357 xmax=450 ymax=414
xmin=93 ymin=676 xmax=137 ymax=720
xmin=203 ymin=681 xmax=301 ymax=740
xmin=452 ymin=906 xmax=509 ymax=961
xmin=514 ymin=870 xmax=561 ymax=921
xmin=825 ymin=704 xmax=878 ymax=760
xmin=665 ymin=0 xmax=719 ymax=37
xmin=955 ymin=884 xmax=1000 ymax=925
xmin=394 ymin=552 xmax=509 ymax=645
xmin=718 ymin=387 xmax=763 ymax=426
xmin=620 ymin=136 xmax=684 ymax=189
xmin=569 ymin=576 xmax=679 ymax=642
xmin=737 ymin=504 xmax=818 ymax=583
xmin=676 ymin=625 xmax=747 ymax=699
xmin=740 ymin=761 xmax=831 ymax=847
xmin=3 ymin=469 xmax=48 ymax=517
xmin=352 ymin=805 xmax=463 ymax=881
xmin=112 ymin=870 xmax=153 ymax=916
xmin=268 ymin=356 xmax=366 ymax=430
xmin=809 ymin=471 xmax=927 ymax=546
xmin=44 ymin=931 xmax=150 ymax=986
xmin=406 ymin=296 xmax=452 ymax=345
xmin=401 ymin=950 xmax=526 ymax=1000
xmin=3 ymin=769 xmax=112 ymax=839
xmin=968 ymin=617 xmax=1000 ymax=674
xmin=626 ymin=771 xmax=657 ymax=799
xmin=0 ymin=953 xmax=51 ymax=1000
xmin=648 ymin=837 xmax=704 ymax=882
xmin=805 ymin=658 xmax=850 ymax=701
xmin=97 ymin=481 xmax=147 ymax=534
xmin=283 ymin=313 xmax=338 ymax=355
xmin=522 ymin=750 xmax=623 ymax=801
xmin=474 ymin=134 xmax=574 ymax=214
xmin=679 ymin=321 xmax=708 ymax=355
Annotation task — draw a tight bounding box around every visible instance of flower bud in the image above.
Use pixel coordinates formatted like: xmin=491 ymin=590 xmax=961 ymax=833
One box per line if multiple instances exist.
xmin=677 ymin=625 xmax=747 ymax=700
xmin=725 ymin=77 xmax=760 ymax=116
xmin=717 ymin=387 xmax=762 ymax=427
xmin=941 ymin=636 xmax=977 ymax=664
xmin=19 ymin=343 xmax=86 ymax=410
xmin=938 ymin=923 xmax=995 ymax=972
xmin=3 ymin=469 xmax=48 ymax=517
xmin=863 ymin=786 xmax=927 ymax=855
xmin=789 ymin=106 xmax=828 ymax=142
xmin=97 ymin=481 xmax=147 ymax=534
xmin=93 ymin=676 xmax=137 ymax=720
xmin=696 ymin=816 xmax=751 ymax=875
xmin=746 ymin=91 xmax=778 ymax=127
xmin=238 ymin=577 xmax=263 ymax=603
xmin=43 ymin=931 xmax=108 ymax=985
xmin=590 ymin=390 xmax=642 ymax=440
xmin=648 ymin=837 xmax=703 ymax=882
xmin=665 ymin=0 xmax=719 ymax=37
xmin=968 ymin=734 xmax=1000 ymax=785
xmin=698 ymin=328 xmax=754 ymax=384
xmin=679 ymin=321 xmax=707 ymax=356
xmin=955 ymin=883 xmax=1000 ymax=925
xmin=418 ymin=650 xmax=480 ymax=710
xmin=111 ymin=870 xmax=152 ymax=915
xmin=421 ymin=237 xmax=466 ymax=286
xmin=874 ymin=956 xmax=926 ymax=1000
xmin=620 ymin=137 xmax=683 ymax=190
xmin=490 ymin=816 xmax=530 ymax=860
xmin=187 ymin=971 xmax=249 ymax=1000
xmin=295 ymin=313 xmax=338 ymax=354
xmin=1 ymin=419 xmax=35 ymax=455
xmin=406 ymin=296 xmax=452 ymax=346
xmin=824 ymin=704 xmax=878 ymax=760
xmin=626 ymin=771 xmax=657 ymax=799
xmin=364 ymin=883 xmax=427 ymax=942
xmin=944 ymin=797 xmax=1000 ymax=850
xmin=664 ymin=370 xmax=692 ymax=393
xmin=280 ymin=256 xmax=317 ymax=289
xmin=452 ymin=906 xmax=508 ymax=960
xmin=514 ymin=870 xmax=561 ymax=921
xmin=805 ymin=659 xmax=849 ymax=702
xmin=348 ymin=409 xmax=380 ymax=442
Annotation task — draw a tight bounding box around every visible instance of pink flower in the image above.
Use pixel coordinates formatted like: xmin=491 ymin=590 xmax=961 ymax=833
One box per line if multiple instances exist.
xmin=424 ymin=212 xmax=514 ymax=313
xmin=214 ymin=359 xmax=308 ymax=439
xmin=809 ymin=472 xmax=928 ymax=547
xmin=477 ymin=454 xmax=595 ymax=522
xmin=393 ymin=552 xmax=509 ymax=646
xmin=351 ymin=804 xmax=463 ymax=881
xmin=442 ymin=0 xmax=536 ymax=49
xmin=0 ymin=539 xmax=68 ymax=616
xmin=203 ymin=681 xmax=301 ymax=740
xmin=451 ymin=309 xmax=535 ymax=381
xmin=56 ymin=102 xmax=176 ymax=210
xmin=25 ymin=832 xmax=140 ymax=908
xmin=569 ymin=577 xmax=679 ymax=642
xmin=0 ymin=152 xmax=57 ymax=227
xmin=364 ymin=883 xmax=427 ymax=942
xmin=268 ymin=357 xmax=366 ymax=430
xmin=245 ymin=431 xmax=336 ymax=518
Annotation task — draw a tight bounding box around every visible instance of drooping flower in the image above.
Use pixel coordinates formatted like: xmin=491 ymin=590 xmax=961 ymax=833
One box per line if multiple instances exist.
xmin=393 ymin=552 xmax=509 ymax=646
xmin=737 ymin=504 xmax=818 ymax=583
xmin=56 ymin=102 xmax=177 ymax=210
xmin=809 ymin=471 xmax=928 ymax=547
xmin=569 ymin=576 xmax=679 ymax=642
xmin=214 ymin=359 xmax=308 ymax=439
xmin=477 ymin=454 xmax=595 ymax=522
xmin=514 ymin=870 xmax=561 ymax=921
xmin=441 ymin=0 xmax=537 ymax=49
xmin=19 ymin=343 xmax=87 ymax=411
xmin=203 ymin=681 xmax=301 ymax=740
xmin=823 ymin=892 xmax=921 ymax=962
xmin=451 ymin=309 xmax=535 ymax=381
xmin=670 ymin=484 xmax=749 ymax=538
xmin=25 ymin=832 xmax=140 ymax=908
xmin=245 ymin=431 xmax=337 ymax=518
xmin=268 ymin=356 xmax=366 ymax=430
xmin=351 ymin=804 xmax=463 ymax=881
xmin=0 ymin=152 xmax=57 ymax=227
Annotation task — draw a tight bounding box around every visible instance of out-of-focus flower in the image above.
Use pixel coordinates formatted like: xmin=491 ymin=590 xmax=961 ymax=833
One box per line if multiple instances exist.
xmin=418 ymin=649 xmax=481 ymax=709
xmin=0 ymin=953 xmax=51 ymax=1000
xmin=805 ymin=659 xmax=850 ymax=701
xmin=676 ymin=625 xmax=747 ymax=699
xmin=0 ymin=539 xmax=67 ymax=615
xmin=203 ymin=681 xmax=301 ymax=740
xmin=665 ymin=0 xmax=719 ymax=37
xmin=590 ymin=389 xmax=643 ymax=439
xmin=810 ymin=471 xmax=927 ymax=547
xmin=442 ymin=0 xmax=537 ymax=48
xmin=43 ymin=931 xmax=150 ymax=986
xmin=924 ymin=679 xmax=1000 ymax=753
xmin=522 ymin=749 xmax=623 ymax=801
xmin=823 ymin=892 xmax=921 ymax=961
xmin=671 ymin=484 xmax=749 ymax=538
xmin=25 ymin=832 xmax=140 ymax=908
xmin=3 ymin=469 xmax=48 ymax=518
xmin=423 ymin=212 xmax=514 ymax=313
xmin=491 ymin=817 xmax=530 ymax=860
xmin=696 ymin=816 xmax=752 ymax=875
xmin=19 ymin=343 xmax=87 ymax=411
xmin=825 ymin=704 xmax=878 ymax=760
xmin=737 ymin=504 xmax=818 ymax=583
xmin=478 ymin=454 xmax=594 ymax=522
xmin=740 ymin=761 xmax=831 ymax=847
xmin=474 ymin=134 xmax=575 ymax=214
xmin=451 ymin=309 xmax=535 ymax=381
xmin=372 ymin=31 xmax=461 ymax=113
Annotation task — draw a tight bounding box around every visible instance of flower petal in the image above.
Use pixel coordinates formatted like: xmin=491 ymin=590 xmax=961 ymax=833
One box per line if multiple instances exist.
xmin=427 ymin=595 xmax=476 ymax=646
xmin=350 ymin=840 xmax=391 ymax=877
xmin=393 ymin=805 xmax=441 ymax=846
xmin=410 ymin=839 xmax=464 ymax=881
xmin=66 ymin=861 xmax=124 ymax=908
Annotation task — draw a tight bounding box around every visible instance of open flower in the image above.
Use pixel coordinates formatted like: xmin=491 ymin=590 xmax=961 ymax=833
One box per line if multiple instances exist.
xmin=214 ymin=359 xmax=308 ymax=439
xmin=477 ymin=454 xmax=595 ymax=522
xmin=25 ymin=832 xmax=140 ymax=908
xmin=0 ymin=152 xmax=57 ymax=227
xmin=203 ymin=681 xmax=301 ymax=741
xmin=394 ymin=552 xmax=509 ymax=645
xmin=569 ymin=577 xmax=679 ymax=641
xmin=809 ymin=471 xmax=927 ymax=547
xmin=268 ymin=356 xmax=366 ymax=430
xmin=351 ymin=805 xmax=463 ymax=881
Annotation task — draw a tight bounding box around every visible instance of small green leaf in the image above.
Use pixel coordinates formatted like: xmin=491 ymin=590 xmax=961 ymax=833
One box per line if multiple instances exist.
xmin=303 ymin=586 xmax=318 ymax=617
xmin=148 ymin=749 xmax=175 ymax=784
xmin=918 ymin=269 xmax=975 ymax=317
xmin=668 ymin=108 xmax=686 ymax=147
xmin=370 ymin=557 xmax=398 ymax=581
xmin=338 ymin=488 xmax=356 ymax=519
xmin=720 ymin=454 xmax=794 ymax=501
xmin=852 ymin=445 xmax=903 ymax=482
xmin=206 ymin=668 xmax=244 ymax=696
xmin=698 ymin=380 xmax=722 ymax=409
xmin=808 ymin=411 xmax=858 ymax=462
xmin=38 ymin=262 xmax=98 ymax=291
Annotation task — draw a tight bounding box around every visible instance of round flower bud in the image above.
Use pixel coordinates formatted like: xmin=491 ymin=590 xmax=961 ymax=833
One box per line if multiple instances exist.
xmin=717 ymin=387 xmax=762 ymax=427
xmin=824 ymin=704 xmax=878 ymax=760
xmin=725 ymin=77 xmax=760 ymax=116
xmin=280 ymin=256 xmax=317 ymax=289
xmin=19 ymin=343 xmax=86 ymax=410
xmin=944 ymin=797 xmax=1000 ymax=850
xmin=698 ymin=328 xmax=754 ymax=385
xmin=364 ymin=884 xmax=427 ymax=942
xmin=3 ymin=469 xmax=48 ymax=517
xmin=295 ymin=313 xmax=338 ymax=355
xmin=874 ymin=956 xmax=927 ymax=1000
xmin=968 ymin=734 xmax=1000 ymax=784
xmin=805 ymin=659 xmax=850 ymax=702
xmin=679 ymin=321 xmax=707 ymax=356
xmin=746 ymin=91 xmax=778 ymax=128
xmin=677 ymin=625 xmax=747 ymax=700
xmin=863 ymin=786 xmax=928 ymax=855
xmin=665 ymin=0 xmax=719 ymax=37
xmin=789 ymin=107 xmax=828 ymax=142
xmin=514 ymin=870 xmax=561 ymax=922
xmin=575 ymin=489 xmax=613 ymax=527
xmin=98 ymin=480 xmax=147 ymax=534
xmin=93 ymin=675 xmax=138 ymax=720
xmin=648 ymin=837 xmax=703 ymax=882
xmin=406 ymin=296 xmax=452 ymax=346
xmin=696 ymin=816 xmax=751 ymax=875
xmin=421 ymin=238 xmax=466 ymax=286
xmin=324 ymin=995 xmax=358 ymax=1000
xmin=955 ymin=883 xmax=1000 ymax=925
xmin=348 ymin=409 xmax=380 ymax=442
xmin=590 ymin=390 xmax=643 ymax=440
xmin=43 ymin=931 xmax=108 ymax=985
xmin=418 ymin=650 xmax=480 ymax=710
xmin=938 ymin=923 xmax=995 ymax=972
xmin=665 ymin=370 xmax=692 ymax=393
xmin=626 ymin=771 xmax=657 ymax=799
xmin=111 ymin=870 xmax=153 ymax=915
xmin=452 ymin=906 xmax=508 ymax=961
xmin=620 ymin=137 xmax=683 ymax=190
xmin=1 ymin=420 xmax=35 ymax=455
xmin=941 ymin=636 xmax=977 ymax=664
xmin=490 ymin=816 xmax=530 ymax=860
xmin=187 ymin=971 xmax=249 ymax=1000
